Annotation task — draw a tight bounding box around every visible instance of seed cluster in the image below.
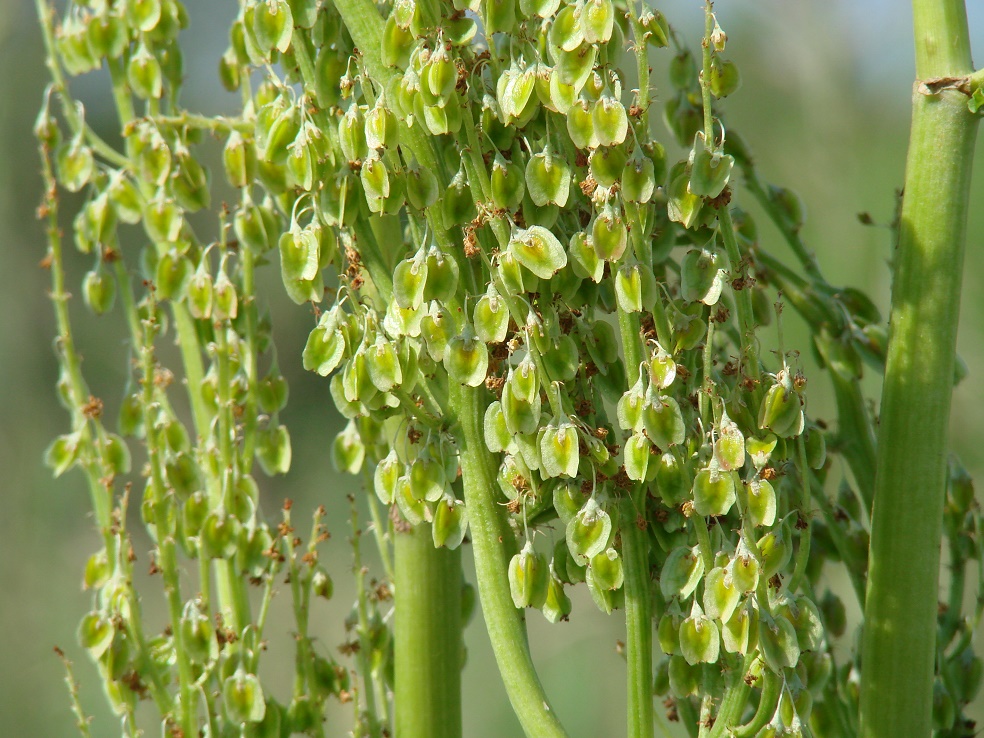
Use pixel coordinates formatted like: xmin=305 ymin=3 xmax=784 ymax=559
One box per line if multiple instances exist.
xmin=37 ymin=0 xmax=984 ymax=736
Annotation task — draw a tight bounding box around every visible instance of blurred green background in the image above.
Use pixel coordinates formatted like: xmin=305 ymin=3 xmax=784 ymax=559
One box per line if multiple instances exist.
xmin=2 ymin=1 xmax=984 ymax=735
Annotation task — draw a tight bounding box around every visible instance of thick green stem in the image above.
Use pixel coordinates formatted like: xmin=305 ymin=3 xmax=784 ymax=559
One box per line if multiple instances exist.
xmin=860 ymin=1 xmax=978 ymax=735
xmin=450 ymin=382 xmax=568 ymax=738
xmin=394 ymin=524 xmax=462 ymax=738
xmin=620 ymin=504 xmax=655 ymax=738
xmin=616 ymin=309 xmax=654 ymax=738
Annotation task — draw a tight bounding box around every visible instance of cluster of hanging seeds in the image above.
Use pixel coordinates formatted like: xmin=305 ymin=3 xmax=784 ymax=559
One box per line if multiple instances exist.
xmin=38 ymin=0 xmax=984 ymax=736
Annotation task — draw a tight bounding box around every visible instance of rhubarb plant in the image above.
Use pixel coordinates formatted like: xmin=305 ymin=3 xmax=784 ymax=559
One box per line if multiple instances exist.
xmin=36 ymin=0 xmax=984 ymax=736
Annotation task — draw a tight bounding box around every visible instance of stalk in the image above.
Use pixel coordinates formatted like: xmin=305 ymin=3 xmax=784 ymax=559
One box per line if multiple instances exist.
xmin=450 ymin=382 xmax=568 ymax=738
xmin=617 ymin=310 xmax=654 ymax=738
xmin=394 ymin=524 xmax=462 ymax=738
xmin=859 ymin=2 xmax=978 ymax=736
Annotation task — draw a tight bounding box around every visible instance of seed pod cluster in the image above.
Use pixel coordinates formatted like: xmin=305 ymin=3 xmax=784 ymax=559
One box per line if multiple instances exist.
xmin=38 ymin=0 xmax=984 ymax=735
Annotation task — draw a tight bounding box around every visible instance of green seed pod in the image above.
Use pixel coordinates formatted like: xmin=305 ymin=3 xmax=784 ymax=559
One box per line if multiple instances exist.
xmin=640 ymin=9 xmax=669 ymax=47
xmin=567 ymin=496 xmax=612 ymax=564
xmin=408 ymin=453 xmax=446 ymax=503
xmin=134 ymin=127 xmax=172 ymax=188
xmin=332 ymin=419 xmax=365 ymax=474
xmin=57 ymin=135 xmax=95 ymax=193
xmin=224 ymin=669 xmax=267 ymax=724
xmin=703 ymin=566 xmax=741 ymax=623
xmin=782 ymin=595 xmax=824 ymax=653
xmin=444 ymin=170 xmax=477 ymax=225
xmin=591 ymin=205 xmax=628 ymax=261
xmin=125 ymin=0 xmax=163 ymax=32
xmin=731 ymin=544 xmax=760 ymax=593
xmin=745 ymin=478 xmax=777 ymax=528
xmin=757 ymin=523 xmax=793 ymax=580
xmin=803 ymin=424 xmax=826 ymax=469
xmin=302 ymin=308 xmax=346 ymax=376
xmin=709 ymin=57 xmax=741 ymax=98
xmin=569 ymin=230 xmax=604 ymax=283
xmin=658 ymin=607 xmax=683 ymax=655
xmin=567 ymin=98 xmax=598 ymax=150
xmin=366 ymin=335 xmax=403 ymax=392
xmin=549 ymin=2 xmax=584 ymax=50
xmin=669 ymin=51 xmax=698 ymax=91
xmin=722 ymin=601 xmax=759 ymax=655
xmin=551 ymin=481 xmax=584 ymax=527
xmin=373 ymin=450 xmax=402 ymax=505
xmin=155 ymin=249 xmax=192 ymax=301
xmin=365 ymin=99 xmax=400 ymax=151
xmin=617 ymin=375 xmax=647 ymax=432
xmin=758 ymin=370 xmax=805 ymax=438
xmin=681 ymin=246 xmax=726 ymax=305
xmin=660 ymin=544 xmax=705 ymax=601
xmin=474 ymin=283 xmax=509 ymax=344
xmin=87 ymin=11 xmax=128 ymax=60
xmin=423 ymin=247 xmax=459 ymax=301
xmin=758 ymin=615 xmax=800 ymax=673
xmin=542 ymin=566 xmax=573 ymax=623
xmin=679 ymin=603 xmax=720 ymax=665
xmin=692 ymin=465 xmax=737 ymax=517
xmin=654 ymin=448 xmax=691 ymax=506
xmin=201 ymin=508 xmax=241 ymax=559
xmin=484 ymin=0 xmax=517 ymax=35
xmin=278 ymin=227 xmax=322 ymax=305
xmin=500 ymin=372 xmax=541 ymax=437
xmin=526 ymin=146 xmax=571 ymax=208
xmin=509 ymin=225 xmax=567 ymax=279
xmin=101 ymin=433 xmax=131 ymax=477
xmin=339 ymin=104 xmax=369 ymax=162
xmin=747 ymin=433 xmax=778 ymax=470
xmin=445 ymin=323 xmax=489 ymax=387
xmin=555 ymin=43 xmax=597 ymax=91
xmin=381 ymin=14 xmax=414 ymax=68
xmin=642 ymin=392 xmax=686 ymax=449
xmin=181 ymin=490 xmax=208 ymax=541
xmin=689 ymin=135 xmax=735 ymax=199
xmin=252 ymin=0 xmax=293 ymax=55
xmin=615 ymin=262 xmax=656 ymax=314
xmin=648 ymin=347 xmax=676 ymax=390
xmin=361 ymin=153 xmax=392 ymax=204
xmin=621 ymin=154 xmax=656 ymax=204
xmin=589 ymin=546 xmax=623 ymax=591
xmin=509 ymin=541 xmax=550 ymax=609
xmin=932 ymin=679 xmax=956 ymax=732
xmin=82 ymin=265 xmax=116 ymax=316
xmin=548 ymin=70 xmax=578 ymax=114
xmin=539 ymin=420 xmax=579 ymax=479
xmin=491 ymin=154 xmax=526 ymax=212
xmin=212 ymin=266 xmax=238 ymax=321
xmin=624 ymin=432 xmax=652 ymax=481
xmin=256 ymin=369 xmax=288 ymax=415
xmin=127 ymin=43 xmax=163 ymax=100
xmin=393 ymin=251 xmax=428 ymax=309
xmin=666 ymin=166 xmax=705 ymax=229
xmin=186 ymin=259 xmax=213 ymax=320
xmin=420 ymin=302 xmax=456 ymax=362
xmin=78 ymin=611 xmax=114 ymax=659
xmin=714 ymin=412 xmax=746 ymax=471
xmin=180 ymin=600 xmax=217 ymax=664
xmin=256 ymin=423 xmax=292 ymax=475
xmin=593 ymin=95 xmax=628 ymax=148
xmin=407 ymin=164 xmax=441 ymax=210
xmin=582 ymin=0 xmax=614 ymax=43
xmin=314 ymin=48 xmax=346 ymax=108
xmin=668 ymin=654 xmax=701 ymax=698
xmin=433 ymin=495 xmax=468 ymax=549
